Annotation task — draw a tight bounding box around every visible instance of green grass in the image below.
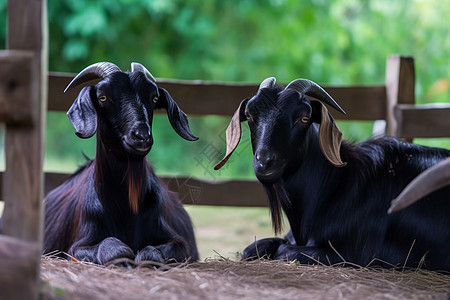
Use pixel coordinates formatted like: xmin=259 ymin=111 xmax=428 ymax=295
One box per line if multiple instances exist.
xmin=185 ymin=205 xmax=285 ymax=260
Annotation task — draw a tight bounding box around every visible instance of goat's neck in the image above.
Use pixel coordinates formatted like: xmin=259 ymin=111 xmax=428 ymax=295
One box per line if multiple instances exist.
xmin=94 ymin=140 xmax=148 ymax=215
xmin=282 ymin=126 xmax=342 ymax=235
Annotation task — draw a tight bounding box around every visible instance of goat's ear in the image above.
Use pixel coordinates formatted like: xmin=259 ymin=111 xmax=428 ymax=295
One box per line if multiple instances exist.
xmin=67 ymin=86 xmax=98 ymax=139
xmin=311 ymin=101 xmax=347 ymax=167
xmin=156 ymin=88 xmax=198 ymax=141
xmin=214 ymin=98 xmax=249 ymax=170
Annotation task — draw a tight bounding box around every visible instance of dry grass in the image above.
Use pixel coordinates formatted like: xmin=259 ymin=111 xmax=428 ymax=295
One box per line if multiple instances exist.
xmin=40 ymin=255 xmax=450 ymax=300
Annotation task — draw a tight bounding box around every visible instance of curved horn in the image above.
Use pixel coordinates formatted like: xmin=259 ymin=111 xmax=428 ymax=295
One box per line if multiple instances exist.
xmin=64 ymin=62 xmax=122 ymax=93
xmin=388 ymin=157 xmax=450 ymax=213
xmin=259 ymin=77 xmax=276 ymax=90
xmin=286 ymin=79 xmax=345 ymax=114
xmin=131 ymin=62 xmax=156 ymax=82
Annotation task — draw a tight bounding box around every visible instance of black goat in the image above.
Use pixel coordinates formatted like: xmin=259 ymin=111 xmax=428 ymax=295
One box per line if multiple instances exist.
xmin=44 ymin=62 xmax=199 ymax=265
xmin=389 ymin=157 xmax=450 ymax=213
xmin=215 ymin=77 xmax=450 ymax=271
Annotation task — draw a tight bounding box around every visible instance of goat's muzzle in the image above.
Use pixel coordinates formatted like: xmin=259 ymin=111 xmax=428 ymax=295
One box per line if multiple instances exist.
xmin=253 ymin=150 xmax=285 ymax=183
xmin=123 ymin=123 xmax=153 ymax=157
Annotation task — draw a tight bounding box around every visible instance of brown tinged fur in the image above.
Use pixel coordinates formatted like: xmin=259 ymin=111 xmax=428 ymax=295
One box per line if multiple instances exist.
xmin=43 ymin=62 xmax=199 ymax=265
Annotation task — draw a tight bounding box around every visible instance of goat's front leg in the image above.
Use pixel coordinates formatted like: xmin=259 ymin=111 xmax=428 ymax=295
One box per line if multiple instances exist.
xmin=135 ymin=242 xmax=192 ymax=264
xmin=71 ymin=237 xmax=135 ymax=266
xmin=242 ymin=237 xmax=289 ymax=260
xmin=274 ymin=244 xmax=343 ymax=265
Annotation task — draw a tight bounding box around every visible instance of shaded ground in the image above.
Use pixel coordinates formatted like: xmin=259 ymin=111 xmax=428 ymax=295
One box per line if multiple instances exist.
xmin=40 ymin=256 xmax=450 ymax=300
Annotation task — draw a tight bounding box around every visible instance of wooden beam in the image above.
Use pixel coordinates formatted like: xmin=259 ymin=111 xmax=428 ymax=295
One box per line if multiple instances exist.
xmin=325 ymin=86 xmax=386 ymax=121
xmin=0 ymin=50 xmax=36 ymax=125
xmin=49 ymin=73 xmax=387 ymax=121
xmin=39 ymin=172 xmax=267 ymax=207
xmin=0 ymin=172 xmax=267 ymax=207
xmin=0 ymin=171 xmax=267 ymax=207
xmin=385 ymin=55 xmax=415 ymax=137
xmin=0 ymin=0 xmax=47 ymax=299
xmin=162 ymin=177 xmax=267 ymax=207
xmin=0 ymin=235 xmax=41 ymax=300
xmin=394 ymin=103 xmax=450 ymax=139
xmin=3 ymin=0 xmax=47 ymax=244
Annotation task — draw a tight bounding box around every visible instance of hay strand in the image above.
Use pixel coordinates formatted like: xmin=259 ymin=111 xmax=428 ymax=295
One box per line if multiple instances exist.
xmin=40 ymin=255 xmax=450 ymax=300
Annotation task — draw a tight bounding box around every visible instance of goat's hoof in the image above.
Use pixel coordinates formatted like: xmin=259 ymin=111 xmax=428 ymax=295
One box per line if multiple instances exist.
xmin=242 ymin=237 xmax=286 ymax=260
xmin=135 ymin=245 xmax=165 ymax=264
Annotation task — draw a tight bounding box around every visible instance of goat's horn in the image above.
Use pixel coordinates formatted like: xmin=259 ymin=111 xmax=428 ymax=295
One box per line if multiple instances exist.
xmin=64 ymin=62 xmax=122 ymax=93
xmin=388 ymin=157 xmax=450 ymax=213
xmin=259 ymin=77 xmax=276 ymax=90
xmin=131 ymin=62 xmax=156 ymax=82
xmin=286 ymin=79 xmax=346 ymax=114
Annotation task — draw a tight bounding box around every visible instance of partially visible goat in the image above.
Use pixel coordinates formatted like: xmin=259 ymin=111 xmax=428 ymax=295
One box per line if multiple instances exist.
xmin=44 ymin=62 xmax=198 ymax=265
xmin=389 ymin=157 xmax=450 ymax=213
xmin=215 ymin=77 xmax=450 ymax=271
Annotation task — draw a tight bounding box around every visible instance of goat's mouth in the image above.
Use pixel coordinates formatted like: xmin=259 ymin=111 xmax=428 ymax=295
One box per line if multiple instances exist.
xmin=123 ymin=139 xmax=152 ymax=157
xmin=254 ymin=166 xmax=285 ymax=183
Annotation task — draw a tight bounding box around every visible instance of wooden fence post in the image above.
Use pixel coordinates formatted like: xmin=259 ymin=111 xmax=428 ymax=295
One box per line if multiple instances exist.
xmin=385 ymin=55 xmax=415 ymax=138
xmin=0 ymin=0 xmax=47 ymax=299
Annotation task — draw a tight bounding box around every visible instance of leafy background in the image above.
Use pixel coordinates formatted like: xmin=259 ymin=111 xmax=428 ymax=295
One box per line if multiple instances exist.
xmin=0 ymin=0 xmax=449 ymax=258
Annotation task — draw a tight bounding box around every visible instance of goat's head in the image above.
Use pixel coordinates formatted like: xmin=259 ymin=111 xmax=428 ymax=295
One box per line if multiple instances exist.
xmin=65 ymin=62 xmax=197 ymax=159
xmin=215 ymin=77 xmax=346 ymax=183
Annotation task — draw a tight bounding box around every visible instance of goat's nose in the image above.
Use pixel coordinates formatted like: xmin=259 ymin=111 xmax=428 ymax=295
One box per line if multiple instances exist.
xmin=132 ymin=124 xmax=151 ymax=141
xmin=255 ymin=151 xmax=276 ymax=166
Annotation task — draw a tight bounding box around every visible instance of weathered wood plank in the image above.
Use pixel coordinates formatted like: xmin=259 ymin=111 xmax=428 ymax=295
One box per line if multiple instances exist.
xmin=0 ymin=235 xmax=41 ymax=300
xmin=40 ymin=172 xmax=267 ymax=207
xmin=0 ymin=171 xmax=268 ymax=208
xmin=394 ymin=103 xmax=450 ymax=139
xmin=0 ymin=0 xmax=47 ymax=299
xmin=3 ymin=0 xmax=47 ymax=243
xmin=162 ymin=176 xmax=267 ymax=207
xmin=1 ymin=172 xmax=267 ymax=207
xmin=49 ymin=72 xmax=387 ymax=120
xmin=325 ymin=86 xmax=386 ymax=120
xmin=385 ymin=56 xmax=415 ymax=137
xmin=0 ymin=50 xmax=36 ymax=125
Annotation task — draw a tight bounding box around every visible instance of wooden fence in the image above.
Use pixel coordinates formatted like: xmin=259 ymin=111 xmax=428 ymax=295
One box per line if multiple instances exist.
xmin=1 ymin=0 xmax=450 ymax=299
xmin=42 ymin=55 xmax=450 ymax=208
xmin=0 ymin=0 xmax=47 ymax=299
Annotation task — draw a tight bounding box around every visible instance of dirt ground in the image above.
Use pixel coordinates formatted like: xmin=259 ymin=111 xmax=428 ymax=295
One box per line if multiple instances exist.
xmin=40 ymin=256 xmax=450 ymax=300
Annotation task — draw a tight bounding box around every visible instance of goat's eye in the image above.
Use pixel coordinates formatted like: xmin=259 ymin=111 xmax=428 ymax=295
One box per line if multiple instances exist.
xmin=152 ymin=96 xmax=158 ymax=104
xmin=295 ymin=116 xmax=309 ymax=126
xmin=245 ymin=113 xmax=252 ymax=121
xmin=99 ymin=96 xmax=107 ymax=102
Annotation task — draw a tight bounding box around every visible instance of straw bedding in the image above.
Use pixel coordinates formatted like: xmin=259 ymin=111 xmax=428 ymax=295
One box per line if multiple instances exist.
xmin=40 ymin=255 xmax=450 ymax=300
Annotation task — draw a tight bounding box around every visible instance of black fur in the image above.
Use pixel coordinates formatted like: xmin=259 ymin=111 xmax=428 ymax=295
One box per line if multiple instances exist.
xmin=44 ymin=68 xmax=198 ymax=265
xmin=240 ymin=86 xmax=450 ymax=271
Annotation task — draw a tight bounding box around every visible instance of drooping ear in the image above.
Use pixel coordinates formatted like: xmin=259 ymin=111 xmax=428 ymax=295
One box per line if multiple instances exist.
xmin=67 ymin=86 xmax=98 ymax=139
xmin=156 ymin=87 xmax=198 ymax=141
xmin=214 ymin=98 xmax=249 ymax=170
xmin=311 ymin=101 xmax=346 ymax=167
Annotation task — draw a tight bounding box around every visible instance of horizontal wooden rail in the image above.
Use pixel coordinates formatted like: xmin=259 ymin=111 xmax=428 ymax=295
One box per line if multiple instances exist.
xmin=49 ymin=72 xmax=387 ymax=121
xmin=31 ymin=172 xmax=267 ymax=207
xmin=1 ymin=172 xmax=267 ymax=207
xmin=39 ymin=72 xmax=390 ymax=207
xmin=1 ymin=69 xmax=448 ymax=208
xmin=394 ymin=103 xmax=450 ymax=139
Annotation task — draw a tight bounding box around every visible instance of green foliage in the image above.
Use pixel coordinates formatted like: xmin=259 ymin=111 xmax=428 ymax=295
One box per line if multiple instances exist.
xmin=1 ymin=0 xmax=450 ymax=178
xmin=2 ymin=0 xmax=450 ymax=259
